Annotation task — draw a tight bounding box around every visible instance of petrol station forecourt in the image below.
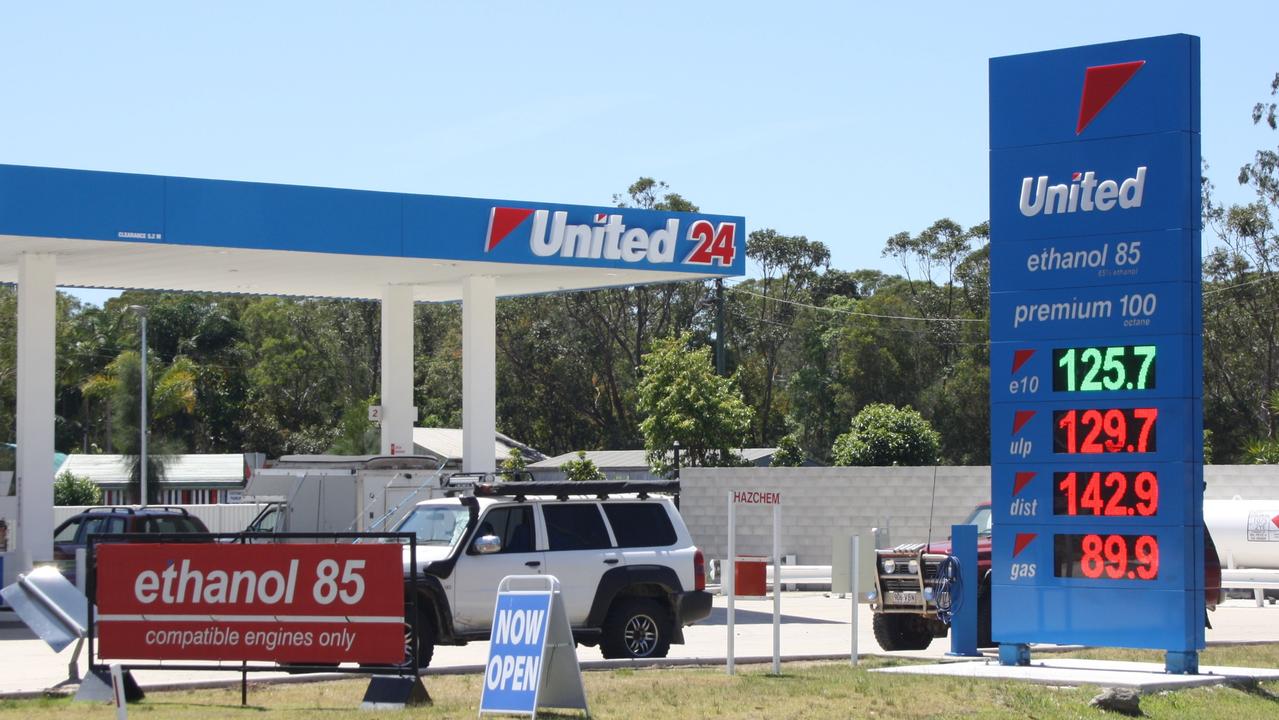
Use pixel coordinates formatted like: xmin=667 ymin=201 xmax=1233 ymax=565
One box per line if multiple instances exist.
xmin=6 ymin=32 xmax=1279 ymax=716
xmin=0 ymin=163 xmax=745 ymax=575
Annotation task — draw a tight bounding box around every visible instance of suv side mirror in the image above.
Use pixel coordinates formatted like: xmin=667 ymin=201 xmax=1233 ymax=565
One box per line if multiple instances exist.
xmin=473 ymin=534 xmax=502 ymax=555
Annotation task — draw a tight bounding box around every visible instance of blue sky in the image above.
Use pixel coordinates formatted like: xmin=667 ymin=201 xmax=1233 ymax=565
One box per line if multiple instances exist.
xmin=2 ymin=2 xmax=1275 ymax=305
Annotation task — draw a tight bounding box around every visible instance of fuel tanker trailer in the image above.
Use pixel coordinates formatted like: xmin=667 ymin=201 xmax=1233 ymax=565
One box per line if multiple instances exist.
xmin=1204 ymin=499 xmax=1279 ymax=570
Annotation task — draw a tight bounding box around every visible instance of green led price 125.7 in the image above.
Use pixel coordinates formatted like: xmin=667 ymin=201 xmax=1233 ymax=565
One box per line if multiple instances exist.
xmin=1052 ymin=345 xmax=1157 ymax=392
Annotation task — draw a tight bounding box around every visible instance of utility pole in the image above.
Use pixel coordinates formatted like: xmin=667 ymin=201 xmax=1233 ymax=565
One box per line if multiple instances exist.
xmin=714 ymin=278 xmax=725 ymax=375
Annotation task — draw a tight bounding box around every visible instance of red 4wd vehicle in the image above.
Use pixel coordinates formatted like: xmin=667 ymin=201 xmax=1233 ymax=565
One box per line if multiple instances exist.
xmin=869 ymin=502 xmax=1223 ymax=651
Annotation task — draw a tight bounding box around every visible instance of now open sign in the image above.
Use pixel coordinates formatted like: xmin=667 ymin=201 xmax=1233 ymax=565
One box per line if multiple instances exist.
xmin=480 ymin=576 xmax=588 ymax=718
xmin=485 ymin=593 xmax=550 ymax=700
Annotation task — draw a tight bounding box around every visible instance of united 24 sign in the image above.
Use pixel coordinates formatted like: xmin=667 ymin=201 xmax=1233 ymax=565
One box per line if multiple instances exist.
xmin=485 ymin=207 xmax=738 ymax=268
xmin=95 ymin=543 xmax=404 ymax=664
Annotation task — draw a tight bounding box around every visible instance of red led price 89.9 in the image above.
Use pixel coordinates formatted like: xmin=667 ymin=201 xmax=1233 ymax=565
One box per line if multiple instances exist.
xmin=1053 ymin=533 xmax=1159 ymax=580
xmin=1053 ymin=471 xmax=1159 ymax=517
xmin=1053 ymin=407 xmax=1158 ymax=454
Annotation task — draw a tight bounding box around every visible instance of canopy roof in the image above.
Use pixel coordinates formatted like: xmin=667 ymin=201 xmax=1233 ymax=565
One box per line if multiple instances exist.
xmin=0 ymin=164 xmax=745 ymax=301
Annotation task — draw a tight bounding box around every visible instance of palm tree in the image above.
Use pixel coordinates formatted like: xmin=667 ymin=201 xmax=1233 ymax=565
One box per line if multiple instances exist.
xmin=81 ymin=351 xmax=197 ymax=504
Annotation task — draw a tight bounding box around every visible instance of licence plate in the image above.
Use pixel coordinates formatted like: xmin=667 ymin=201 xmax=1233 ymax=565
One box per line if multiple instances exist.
xmin=887 ymin=591 xmax=919 ymax=605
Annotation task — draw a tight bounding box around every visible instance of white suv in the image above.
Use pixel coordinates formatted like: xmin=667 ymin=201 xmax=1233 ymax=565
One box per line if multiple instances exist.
xmin=393 ymin=480 xmax=710 ymax=666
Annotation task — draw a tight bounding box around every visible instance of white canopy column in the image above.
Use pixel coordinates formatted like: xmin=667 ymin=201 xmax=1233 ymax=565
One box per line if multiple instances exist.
xmin=462 ymin=276 xmax=496 ymax=474
xmin=16 ymin=253 xmax=56 ymax=568
xmin=379 ymin=285 xmax=416 ymax=455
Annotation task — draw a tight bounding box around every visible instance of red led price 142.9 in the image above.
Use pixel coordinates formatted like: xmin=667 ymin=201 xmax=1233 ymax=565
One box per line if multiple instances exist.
xmin=1054 ymin=470 xmax=1159 ymax=517
xmin=1053 ymin=407 xmax=1158 ymax=454
xmin=1053 ymin=533 xmax=1160 ymax=580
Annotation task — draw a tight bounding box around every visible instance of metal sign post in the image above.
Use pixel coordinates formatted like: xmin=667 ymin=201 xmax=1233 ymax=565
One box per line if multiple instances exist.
xmin=772 ymin=503 xmax=781 ymax=676
xmin=726 ymin=494 xmax=735 ymax=676
xmin=850 ymin=535 xmax=859 ymax=666
xmin=725 ymin=490 xmax=782 ymax=676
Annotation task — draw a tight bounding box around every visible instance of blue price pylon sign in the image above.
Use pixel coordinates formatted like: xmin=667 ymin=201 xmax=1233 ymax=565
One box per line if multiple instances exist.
xmin=988 ymin=34 xmax=1204 ymax=669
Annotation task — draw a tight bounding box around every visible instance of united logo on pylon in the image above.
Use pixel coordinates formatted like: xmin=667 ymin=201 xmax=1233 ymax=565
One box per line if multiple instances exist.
xmin=1076 ymin=60 xmax=1145 ymax=135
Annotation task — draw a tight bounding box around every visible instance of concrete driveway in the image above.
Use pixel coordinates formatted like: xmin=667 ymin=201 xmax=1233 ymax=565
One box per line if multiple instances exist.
xmin=1 ymin=592 xmax=1276 ymax=696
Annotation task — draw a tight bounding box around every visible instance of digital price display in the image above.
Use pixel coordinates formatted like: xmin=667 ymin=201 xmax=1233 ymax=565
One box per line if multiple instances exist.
xmin=1053 ymin=470 xmax=1158 ymax=516
xmin=1053 ymin=533 xmax=1159 ymax=580
xmin=1053 ymin=345 xmax=1156 ymax=392
xmin=1053 ymin=407 xmax=1157 ymax=454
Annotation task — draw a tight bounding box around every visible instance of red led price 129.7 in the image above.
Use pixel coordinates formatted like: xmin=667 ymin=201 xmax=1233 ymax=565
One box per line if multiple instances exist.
xmin=1052 ymin=407 xmax=1158 ymax=454
xmin=1053 ymin=533 xmax=1159 ymax=580
xmin=1053 ymin=470 xmax=1159 ymax=517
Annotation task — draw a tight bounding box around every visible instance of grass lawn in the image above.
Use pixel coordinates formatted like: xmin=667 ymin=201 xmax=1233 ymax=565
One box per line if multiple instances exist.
xmin=1 ymin=645 xmax=1277 ymax=719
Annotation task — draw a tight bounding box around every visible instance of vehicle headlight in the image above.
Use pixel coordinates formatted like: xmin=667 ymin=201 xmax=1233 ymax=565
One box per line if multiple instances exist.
xmin=907 ymin=559 xmax=920 ymax=575
xmin=881 ymin=559 xmax=896 ymax=574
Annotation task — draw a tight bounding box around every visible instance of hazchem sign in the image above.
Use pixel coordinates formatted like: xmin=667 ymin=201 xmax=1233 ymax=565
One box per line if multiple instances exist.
xmin=95 ymin=543 xmax=404 ymax=663
xmin=989 ymin=34 xmax=1204 ymax=653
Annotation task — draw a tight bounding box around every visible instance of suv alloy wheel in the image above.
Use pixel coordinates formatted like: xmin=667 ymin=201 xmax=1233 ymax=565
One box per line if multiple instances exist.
xmin=601 ymin=598 xmax=672 ymax=659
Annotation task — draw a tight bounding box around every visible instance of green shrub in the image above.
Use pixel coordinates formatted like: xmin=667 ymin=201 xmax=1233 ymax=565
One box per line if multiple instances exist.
xmin=54 ymin=471 xmax=103 ymax=506
xmin=832 ymin=403 xmax=941 ymax=466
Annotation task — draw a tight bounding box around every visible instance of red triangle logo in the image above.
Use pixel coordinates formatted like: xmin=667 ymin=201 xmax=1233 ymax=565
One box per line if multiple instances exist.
xmin=1011 ymin=349 xmax=1035 ymax=374
xmin=486 ymin=207 xmax=536 ymax=252
xmin=1012 ymin=410 xmax=1036 ymax=435
xmin=1076 ymin=60 xmax=1145 ymax=135
xmin=1013 ymin=472 xmax=1036 ymax=496
xmin=1270 ymin=514 xmax=1279 ymax=530
xmin=1013 ymin=533 xmax=1037 ymax=558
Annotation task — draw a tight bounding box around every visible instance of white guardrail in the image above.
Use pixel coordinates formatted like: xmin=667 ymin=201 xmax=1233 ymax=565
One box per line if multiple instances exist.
xmin=709 ymin=560 xmax=834 ymax=588
xmin=54 ymin=504 xmax=269 ymax=534
xmin=1221 ymin=568 xmax=1279 ymax=607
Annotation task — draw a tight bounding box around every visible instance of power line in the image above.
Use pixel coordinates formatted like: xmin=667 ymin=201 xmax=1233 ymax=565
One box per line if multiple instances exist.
xmin=726 ymin=286 xmax=986 ymax=323
xmin=727 ymin=307 xmax=991 ymax=346
xmin=1203 ymin=272 xmax=1279 ymax=297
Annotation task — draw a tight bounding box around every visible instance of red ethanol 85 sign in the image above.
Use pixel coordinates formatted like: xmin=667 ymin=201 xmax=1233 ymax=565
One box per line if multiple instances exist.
xmin=95 ymin=543 xmax=404 ymax=664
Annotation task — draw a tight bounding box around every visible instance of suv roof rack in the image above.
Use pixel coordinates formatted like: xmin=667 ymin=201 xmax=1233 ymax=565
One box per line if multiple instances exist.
xmin=83 ymin=506 xmax=136 ymax=514
xmin=442 ymin=478 xmax=680 ymax=500
xmin=138 ymin=505 xmax=192 ymax=515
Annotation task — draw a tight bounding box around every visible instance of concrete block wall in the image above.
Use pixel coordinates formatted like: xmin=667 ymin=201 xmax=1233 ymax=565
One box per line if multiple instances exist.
xmin=678 ymin=465 xmax=1279 ymax=566
xmin=679 ymin=466 xmax=988 ymax=566
xmin=1204 ymin=466 xmax=1279 ymax=500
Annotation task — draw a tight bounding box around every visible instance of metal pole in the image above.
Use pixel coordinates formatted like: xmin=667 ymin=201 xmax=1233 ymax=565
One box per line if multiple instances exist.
xmin=726 ymin=493 xmax=735 ymax=675
xmin=110 ymin=663 xmax=127 ymax=720
xmin=772 ymin=503 xmax=780 ymax=675
xmin=137 ymin=310 xmax=148 ymax=506
xmin=851 ymin=534 xmax=859 ymax=666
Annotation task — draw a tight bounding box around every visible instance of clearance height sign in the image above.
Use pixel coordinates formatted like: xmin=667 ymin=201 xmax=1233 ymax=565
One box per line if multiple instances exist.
xmin=95 ymin=543 xmax=404 ymax=664
xmin=989 ymin=34 xmax=1204 ymax=654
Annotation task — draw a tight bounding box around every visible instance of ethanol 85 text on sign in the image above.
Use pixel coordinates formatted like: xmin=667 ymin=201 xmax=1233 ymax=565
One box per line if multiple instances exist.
xmin=95 ymin=543 xmax=404 ymax=664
